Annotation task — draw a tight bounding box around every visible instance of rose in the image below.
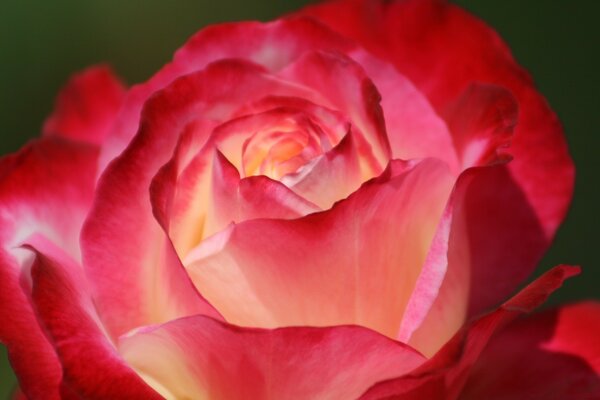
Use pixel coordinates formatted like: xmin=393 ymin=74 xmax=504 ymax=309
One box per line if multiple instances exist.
xmin=1 ymin=0 xmax=598 ymax=399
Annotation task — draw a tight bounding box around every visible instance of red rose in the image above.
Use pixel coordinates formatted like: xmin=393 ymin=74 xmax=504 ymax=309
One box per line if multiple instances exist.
xmin=2 ymin=1 xmax=598 ymax=399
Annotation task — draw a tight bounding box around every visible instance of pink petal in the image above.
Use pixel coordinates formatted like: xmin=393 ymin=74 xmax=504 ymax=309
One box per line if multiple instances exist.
xmin=442 ymin=83 xmax=518 ymax=168
xmin=461 ymin=301 xmax=600 ymax=399
xmin=204 ymin=151 xmax=320 ymax=237
xmin=26 ymin=237 xmax=161 ymax=400
xmin=0 ymin=251 xmax=62 ymax=400
xmin=282 ymin=131 xmax=362 ymax=209
xmin=408 ymin=163 xmax=551 ymax=355
xmin=280 ymin=50 xmax=391 ymax=173
xmin=185 ymin=158 xmax=454 ymax=336
xmin=349 ymin=49 xmax=458 ymax=170
xmin=0 ymin=138 xmax=99 ymax=399
xmin=397 ymin=194 xmax=454 ymax=343
xmin=119 ymin=317 xmax=425 ymax=399
xmin=360 ymin=265 xmax=581 ymax=399
xmin=99 ymin=17 xmax=352 ymax=172
xmin=147 ymin=69 xmax=332 ymax=257
xmin=43 ymin=65 xmax=126 ymax=145
xmin=83 ymin=60 xmax=318 ymax=339
xmin=299 ymin=0 xmax=574 ymax=284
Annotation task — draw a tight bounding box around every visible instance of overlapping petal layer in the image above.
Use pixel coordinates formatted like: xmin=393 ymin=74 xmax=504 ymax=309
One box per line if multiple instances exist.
xmin=299 ymin=0 xmax=575 ymax=316
xmin=0 ymin=137 xmax=99 ymax=399
xmin=120 ymin=318 xmax=425 ymax=400
xmin=360 ymin=265 xmax=581 ymax=399
xmin=27 ymin=236 xmax=161 ymax=400
xmin=0 ymin=2 xmax=593 ymax=399
xmin=185 ymin=158 xmax=454 ymax=336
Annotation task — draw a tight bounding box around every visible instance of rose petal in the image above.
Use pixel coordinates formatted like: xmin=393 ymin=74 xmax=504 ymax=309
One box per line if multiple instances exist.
xmin=360 ymin=265 xmax=581 ymax=399
xmin=26 ymin=236 xmax=161 ymax=400
xmin=408 ymin=164 xmax=550 ymax=356
xmin=397 ymin=194 xmax=454 ymax=343
xmin=282 ymin=130 xmax=362 ymax=209
xmin=83 ymin=60 xmax=321 ymax=339
xmin=185 ymin=158 xmax=454 ymax=336
xmin=0 ymin=251 xmax=62 ymax=400
xmin=460 ymin=301 xmax=600 ymax=399
xmin=392 ymin=85 xmax=528 ymax=354
xmin=119 ymin=317 xmax=425 ymax=400
xmin=442 ymin=83 xmax=518 ymax=168
xmin=280 ymin=50 xmax=391 ymax=174
xmin=300 ymin=0 xmax=574 ymax=285
xmin=147 ymin=70 xmax=331 ymax=258
xmin=43 ymin=66 xmax=126 ymax=145
xmin=0 ymin=138 xmax=99 ymax=399
xmin=348 ymin=49 xmax=458 ymax=170
xmin=203 ymin=151 xmax=320 ymax=237
xmin=99 ymin=17 xmax=352 ymax=172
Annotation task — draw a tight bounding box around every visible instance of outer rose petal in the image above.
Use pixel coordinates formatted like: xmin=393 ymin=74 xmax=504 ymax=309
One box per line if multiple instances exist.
xmin=119 ymin=317 xmax=425 ymax=400
xmin=0 ymin=138 xmax=99 ymax=400
xmin=408 ymin=163 xmax=549 ymax=356
xmin=299 ymin=0 xmax=574 ymax=314
xmin=0 ymin=251 xmax=62 ymax=400
xmin=26 ymin=237 xmax=161 ymax=400
xmin=43 ymin=66 xmax=126 ymax=145
xmin=185 ymin=158 xmax=454 ymax=337
xmin=83 ymin=60 xmax=318 ymax=339
xmin=443 ymin=84 xmax=517 ymax=169
xmin=460 ymin=302 xmax=600 ymax=399
xmin=360 ymin=265 xmax=581 ymax=399
xmin=400 ymin=84 xmax=519 ymax=354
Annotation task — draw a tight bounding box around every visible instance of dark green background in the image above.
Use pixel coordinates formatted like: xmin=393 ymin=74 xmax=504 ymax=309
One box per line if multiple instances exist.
xmin=1 ymin=0 xmax=598 ymax=396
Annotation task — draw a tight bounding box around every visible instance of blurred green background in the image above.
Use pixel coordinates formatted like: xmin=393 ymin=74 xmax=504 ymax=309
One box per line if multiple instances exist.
xmin=0 ymin=0 xmax=598 ymax=396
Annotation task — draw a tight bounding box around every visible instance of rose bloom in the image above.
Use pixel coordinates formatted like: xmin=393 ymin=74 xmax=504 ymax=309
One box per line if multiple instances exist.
xmin=1 ymin=0 xmax=599 ymax=399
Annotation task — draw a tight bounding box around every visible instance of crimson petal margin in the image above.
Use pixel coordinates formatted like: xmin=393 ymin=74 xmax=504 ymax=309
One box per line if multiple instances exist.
xmin=184 ymin=158 xmax=454 ymax=336
xmin=82 ymin=59 xmax=327 ymax=339
xmin=119 ymin=317 xmax=425 ymax=400
xmin=299 ymin=0 xmax=575 ymax=318
xmin=360 ymin=265 xmax=580 ymax=399
xmin=0 ymin=138 xmax=99 ymax=400
xmin=460 ymin=301 xmax=600 ymax=399
xmin=26 ymin=236 xmax=161 ymax=400
xmin=280 ymin=50 xmax=390 ymax=173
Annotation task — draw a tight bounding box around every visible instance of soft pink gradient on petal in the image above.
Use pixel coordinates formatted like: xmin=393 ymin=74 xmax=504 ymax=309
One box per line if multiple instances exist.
xmin=298 ymin=0 xmax=574 ymax=319
xmin=119 ymin=316 xmax=425 ymax=400
xmin=282 ymin=131 xmax=362 ymax=209
xmin=99 ymin=18 xmax=352 ymax=172
xmin=349 ymin=49 xmax=457 ymax=170
xmin=204 ymin=151 xmax=320 ymax=237
xmin=26 ymin=237 xmax=161 ymax=400
xmin=443 ymin=83 xmax=517 ymax=169
xmin=185 ymin=159 xmax=454 ymax=337
xmin=360 ymin=265 xmax=580 ymax=399
xmin=409 ymin=163 xmax=549 ymax=356
xmin=398 ymin=195 xmax=454 ymax=343
xmin=0 ymin=138 xmax=99 ymax=399
xmin=280 ymin=51 xmax=390 ymax=173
